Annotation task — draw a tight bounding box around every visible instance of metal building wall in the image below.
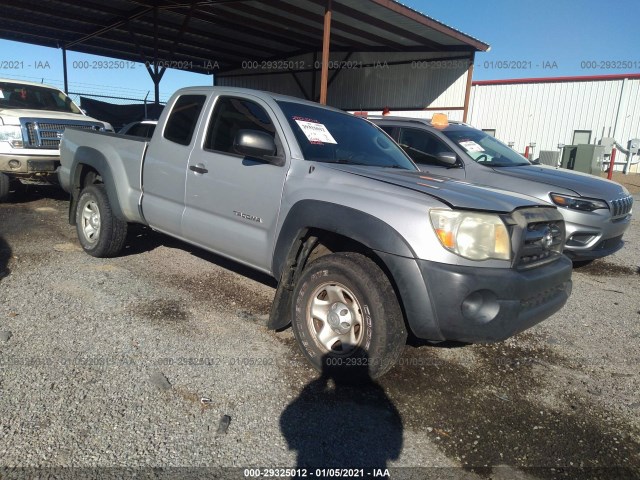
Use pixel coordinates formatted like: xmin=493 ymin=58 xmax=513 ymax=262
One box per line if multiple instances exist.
xmin=216 ymin=51 xmax=472 ymax=113
xmin=467 ymin=77 xmax=640 ymax=170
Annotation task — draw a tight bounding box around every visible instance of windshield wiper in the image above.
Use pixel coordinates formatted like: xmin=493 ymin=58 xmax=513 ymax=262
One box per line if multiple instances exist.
xmin=384 ymin=164 xmax=409 ymax=169
xmin=486 ymin=162 xmax=529 ymax=167
xmin=333 ymin=159 xmax=371 ymax=166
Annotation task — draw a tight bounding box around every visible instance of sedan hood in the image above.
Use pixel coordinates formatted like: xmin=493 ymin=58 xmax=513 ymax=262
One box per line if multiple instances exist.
xmin=326 ymin=165 xmax=549 ymax=213
xmin=491 ymin=164 xmax=628 ymax=200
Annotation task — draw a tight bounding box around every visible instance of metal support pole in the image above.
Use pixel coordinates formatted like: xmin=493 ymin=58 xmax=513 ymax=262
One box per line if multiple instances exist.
xmin=607 ymin=148 xmax=617 ymax=180
xmin=62 ymin=47 xmax=69 ymax=95
xmin=319 ymin=0 xmax=332 ymax=105
xmin=153 ymin=5 xmax=160 ymax=105
xmin=462 ymin=53 xmax=475 ymax=123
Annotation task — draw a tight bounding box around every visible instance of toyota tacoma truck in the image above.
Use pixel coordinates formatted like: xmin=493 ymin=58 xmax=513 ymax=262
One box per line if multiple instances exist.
xmin=59 ymin=87 xmax=572 ymax=378
xmin=372 ymin=116 xmax=633 ymax=262
xmin=0 ymin=79 xmax=111 ymax=201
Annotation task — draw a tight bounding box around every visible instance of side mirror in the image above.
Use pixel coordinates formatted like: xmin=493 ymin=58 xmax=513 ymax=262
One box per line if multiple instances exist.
xmin=234 ymin=129 xmax=283 ymax=166
xmin=436 ymin=152 xmax=458 ymax=166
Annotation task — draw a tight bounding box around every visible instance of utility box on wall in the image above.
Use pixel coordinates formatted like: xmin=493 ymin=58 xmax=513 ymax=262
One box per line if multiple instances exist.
xmin=560 ymin=145 xmax=605 ymax=175
xmin=538 ymin=150 xmax=559 ymax=166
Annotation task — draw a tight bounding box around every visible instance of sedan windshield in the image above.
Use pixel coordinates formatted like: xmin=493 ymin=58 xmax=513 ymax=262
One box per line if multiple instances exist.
xmin=277 ymin=101 xmax=416 ymax=170
xmin=0 ymin=82 xmax=82 ymax=114
xmin=442 ymin=127 xmax=531 ymax=167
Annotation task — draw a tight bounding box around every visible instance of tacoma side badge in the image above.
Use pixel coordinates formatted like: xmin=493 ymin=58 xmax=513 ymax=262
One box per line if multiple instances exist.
xmin=233 ymin=211 xmax=263 ymax=223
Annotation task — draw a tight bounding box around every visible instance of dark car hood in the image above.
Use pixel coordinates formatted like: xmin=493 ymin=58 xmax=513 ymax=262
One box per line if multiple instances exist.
xmin=326 ymin=165 xmax=549 ymax=213
xmin=489 ymin=164 xmax=628 ymax=200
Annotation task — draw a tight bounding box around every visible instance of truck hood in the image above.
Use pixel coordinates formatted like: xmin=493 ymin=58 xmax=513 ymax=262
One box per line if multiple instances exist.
xmin=0 ymin=109 xmax=103 ymax=124
xmin=326 ymin=164 xmax=548 ymax=212
xmin=489 ymin=164 xmax=627 ymax=199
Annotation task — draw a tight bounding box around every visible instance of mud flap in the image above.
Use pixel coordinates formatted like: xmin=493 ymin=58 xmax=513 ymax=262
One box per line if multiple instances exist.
xmin=267 ymin=233 xmax=317 ymax=330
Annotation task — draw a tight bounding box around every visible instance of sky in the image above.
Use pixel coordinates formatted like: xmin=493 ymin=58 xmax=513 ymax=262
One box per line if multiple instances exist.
xmin=1 ymin=0 xmax=639 ymax=103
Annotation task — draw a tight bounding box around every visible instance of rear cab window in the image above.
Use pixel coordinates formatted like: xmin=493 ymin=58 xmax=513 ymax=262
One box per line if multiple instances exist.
xmin=164 ymin=95 xmax=207 ymax=146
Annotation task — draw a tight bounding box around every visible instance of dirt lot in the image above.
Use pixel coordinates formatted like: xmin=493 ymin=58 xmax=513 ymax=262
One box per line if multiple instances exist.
xmin=0 ymin=186 xmax=638 ymax=479
xmin=601 ymin=172 xmax=640 ymax=195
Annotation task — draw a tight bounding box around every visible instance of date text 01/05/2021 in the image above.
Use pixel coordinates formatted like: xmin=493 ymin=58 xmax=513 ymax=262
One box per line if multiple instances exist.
xmin=243 ymin=468 xmax=390 ymax=477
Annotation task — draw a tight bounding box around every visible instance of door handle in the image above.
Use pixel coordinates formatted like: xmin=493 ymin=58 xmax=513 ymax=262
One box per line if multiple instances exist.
xmin=189 ymin=164 xmax=208 ymax=174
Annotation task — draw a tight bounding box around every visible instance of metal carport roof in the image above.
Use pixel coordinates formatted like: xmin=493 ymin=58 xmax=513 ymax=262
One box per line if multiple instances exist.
xmin=0 ymin=0 xmax=489 ymax=106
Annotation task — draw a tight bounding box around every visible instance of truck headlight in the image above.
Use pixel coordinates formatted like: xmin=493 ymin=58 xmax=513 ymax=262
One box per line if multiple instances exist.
xmin=0 ymin=125 xmax=24 ymax=148
xmin=549 ymin=193 xmax=608 ymax=212
xmin=430 ymin=209 xmax=511 ymax=261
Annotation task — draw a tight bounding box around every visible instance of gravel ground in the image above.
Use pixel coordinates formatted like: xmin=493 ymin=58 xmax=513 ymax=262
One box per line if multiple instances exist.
xmin=0 ymin=186 xmax=638 ymax=479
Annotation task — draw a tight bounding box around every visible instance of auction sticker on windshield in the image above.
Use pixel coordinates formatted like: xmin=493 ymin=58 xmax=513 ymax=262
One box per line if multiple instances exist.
xmin=294 ymin=119 xmax=337 ymax=144
xmin=459 ymin=140 xmax=485 ymax=152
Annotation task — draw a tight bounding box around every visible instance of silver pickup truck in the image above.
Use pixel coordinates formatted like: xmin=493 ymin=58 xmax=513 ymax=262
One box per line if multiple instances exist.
xmin=59 ymin=87 xmax=572 ymax=378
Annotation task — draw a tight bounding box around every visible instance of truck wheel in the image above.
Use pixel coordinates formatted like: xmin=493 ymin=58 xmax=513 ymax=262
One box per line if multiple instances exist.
xmin=292 ymin=252 xmax=407 ymax=379
xmin=75 ymin=184 xmax=127 ymax=257
xmin=0 ymin=173 xmax=10 ymax=202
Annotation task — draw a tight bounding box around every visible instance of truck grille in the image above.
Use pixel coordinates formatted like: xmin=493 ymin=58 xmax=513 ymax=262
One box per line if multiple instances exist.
xmin=610 ymin=196 xmax=633 ymax=218
xmin=517 ymin=221 xmax=564 ymax=267
xmin=22 ymin=119 xmax=104 ymax=149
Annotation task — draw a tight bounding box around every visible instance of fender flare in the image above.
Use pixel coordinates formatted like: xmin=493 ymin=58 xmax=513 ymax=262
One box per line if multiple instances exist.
xmin=272 ymin=200 xmax=415 ymax=278
xmin=68 ymin=146 xmax=125 ymax=224
xmin=268 ymin=201 xmax=443 ymax=341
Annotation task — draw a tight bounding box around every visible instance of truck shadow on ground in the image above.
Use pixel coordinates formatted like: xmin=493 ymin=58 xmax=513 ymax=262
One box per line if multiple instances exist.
xmin=0 ymin=235 xmax=11 ymax=281
xmin=121 ymin=223 xmax=277 ymax=289
xmin=280 ymin=349 xmax=403 ymax=476
xmin=379 ymin=339 xmax=640 ymax=479
xmin=3 ymin=183 xmax=69 ymax=204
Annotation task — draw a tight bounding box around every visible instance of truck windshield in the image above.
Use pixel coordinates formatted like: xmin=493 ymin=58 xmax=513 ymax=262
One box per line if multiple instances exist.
xmin=442 ymin=127 xmax=531 ymax=167
xmin=277 ymin=101 xmax=416 ymax=170
xmin=0 ymin=82 xmax=82 ymax=114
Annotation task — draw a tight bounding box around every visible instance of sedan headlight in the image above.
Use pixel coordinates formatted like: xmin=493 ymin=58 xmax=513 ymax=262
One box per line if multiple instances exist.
xmin=430 ymin=209 xmax=511 ymax=261
xmin=0 ymin=125 xmax=23 ymax=148
xmin=549 ymin=193 xmax=608 ymax=212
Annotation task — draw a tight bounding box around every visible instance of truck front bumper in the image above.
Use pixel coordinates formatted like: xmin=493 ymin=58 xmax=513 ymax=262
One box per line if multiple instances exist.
xmin=0 ymin=153 xmax=59 ymax=174
xmin=377 ymin=252 xmax=572 ymax=343
xmin=419 ymin=256 xmax=572 ymax=342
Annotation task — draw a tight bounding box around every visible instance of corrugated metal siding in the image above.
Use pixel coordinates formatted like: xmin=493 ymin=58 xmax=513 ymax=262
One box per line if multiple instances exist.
xmin=468 ymin=79 xmax=640 ymax=169
xmin=327 ymin=52 xmax=469 ymax=109
xmin=217 ymin=51 xmax=471 ymax=111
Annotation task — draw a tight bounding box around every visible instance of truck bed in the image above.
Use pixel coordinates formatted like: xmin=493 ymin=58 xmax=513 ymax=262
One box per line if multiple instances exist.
xmin=59 ymin=128 xmax=148 ymax=224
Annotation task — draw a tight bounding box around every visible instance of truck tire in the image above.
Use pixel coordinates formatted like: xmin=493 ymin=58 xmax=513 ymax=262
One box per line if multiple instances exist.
xmin=292 ymin=252 xmax=407 ymax=379
xmin=0 ymin=173 xmax=10 ymax=202
xmin=75 ymin=184 xmax=127 ymax=257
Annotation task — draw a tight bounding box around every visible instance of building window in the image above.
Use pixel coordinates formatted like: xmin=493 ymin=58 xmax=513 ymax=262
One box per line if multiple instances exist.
xmin=482 ymin=129 xmax=496 ymax=137
xmin=572 ymin=130 xmax=592 ymax=145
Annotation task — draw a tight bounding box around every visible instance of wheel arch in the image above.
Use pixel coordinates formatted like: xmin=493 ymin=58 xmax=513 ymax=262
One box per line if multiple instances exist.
xmin=272 ymin=200 xmax=415 ymax=279
xmin=68 ymin=147 xmax=124 ymax=225
xmin=268 ymin=200 xmax=441 ymax=339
